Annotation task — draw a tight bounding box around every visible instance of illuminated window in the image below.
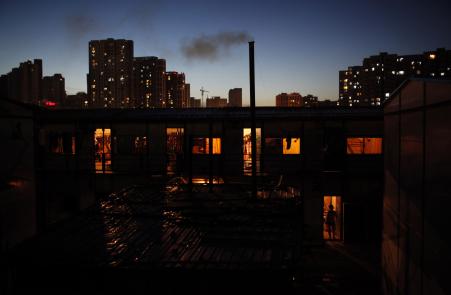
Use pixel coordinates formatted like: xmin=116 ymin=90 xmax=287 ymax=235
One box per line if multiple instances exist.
xmin=283 ymin=138 xmax=301 ymax=154
xmin=243 ymin=128 xmax=261 ymax=175
xmin=429 ymin=53 xmax=436 ymax=60
xmin=94 ymin=129 xmax=112 ymax=172
xmin=346 ymin=137 xmax=382 ymax=154
xmin=166 ymin=128 xmax=184 ymax=175
xmin=265 ymin=138 xmax=300 ymax=155
xmin=192 ymin=138 xmax=221 ymax=154
xmin=49 ymin=133 xmax=76 ymax=154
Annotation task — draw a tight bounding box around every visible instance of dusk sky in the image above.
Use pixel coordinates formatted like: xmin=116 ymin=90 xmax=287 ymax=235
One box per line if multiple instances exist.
xmin=1 ymin=0 xmax=451 ymax=106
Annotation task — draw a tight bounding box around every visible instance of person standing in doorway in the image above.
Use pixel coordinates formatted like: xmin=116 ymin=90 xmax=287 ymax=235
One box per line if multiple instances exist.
xmin=326 ymin=204 xmax=337 ymax=240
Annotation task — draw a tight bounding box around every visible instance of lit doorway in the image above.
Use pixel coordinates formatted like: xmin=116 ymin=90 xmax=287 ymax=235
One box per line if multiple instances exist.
xmin=166 ymin=128 xmax=184 ymax=175
xmin=323 ymin=195 xmax=342 ymax=240
xmin=243 ymin=128 xmax=261 ymax=176
xmin=94 ymin=128 xmax=112 ymax=173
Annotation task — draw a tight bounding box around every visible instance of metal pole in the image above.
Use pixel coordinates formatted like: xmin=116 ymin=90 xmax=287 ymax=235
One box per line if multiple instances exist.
xmin=249 ymin=41 xmax=257 ymax=199
xmin=209 ymin=121 xmax=213 ymax=192
xmin=188 ymin=136 xmax=193 ymax=194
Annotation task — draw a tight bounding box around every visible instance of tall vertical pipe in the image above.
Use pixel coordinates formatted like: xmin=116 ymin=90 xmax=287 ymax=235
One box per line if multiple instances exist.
xmin=249 ymin=41 xmax=257 ymax=199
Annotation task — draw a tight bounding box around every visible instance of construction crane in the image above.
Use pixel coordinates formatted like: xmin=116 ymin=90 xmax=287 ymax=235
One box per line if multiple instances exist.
xmin=200 ymin=87 xmax=209 ymax=108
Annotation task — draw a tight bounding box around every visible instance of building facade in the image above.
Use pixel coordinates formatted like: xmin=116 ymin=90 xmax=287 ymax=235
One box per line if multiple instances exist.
xmin=133 ymin=56 xmax=166 ymax=108
xmin=0 ymin=102 xmax=383 ymax=250
xmin=42 ymin=74 xmax=66 ymax=106
xmin=206 ymin=96 xmax=228 ymax=107
xmin=340 ymin=48 xmax=451 ymax=106
xmin=189 ymin=97 xmax=201 ymax=107
xmin=382 ymin=79 xmax=451 ymax=295
xmin=0 ymin=59 xmax=42 ymax=104
xmin=228 ymin=88 xmax=242 ymax=107
xmin=276 ymin=92 xmax=304 ymax=107
xmin=165 ymin=71 xmax=187 ymax=108
xmin=87 ymin=38 xmax=134 ymax=108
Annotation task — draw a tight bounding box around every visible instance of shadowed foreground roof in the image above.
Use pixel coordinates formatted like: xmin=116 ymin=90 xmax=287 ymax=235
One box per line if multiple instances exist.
xmin=15 ymin=183 xmax=302 ymax=271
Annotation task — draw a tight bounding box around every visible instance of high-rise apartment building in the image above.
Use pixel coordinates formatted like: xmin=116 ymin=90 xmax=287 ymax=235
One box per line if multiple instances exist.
xmin=339 ymin=48 xmax=451 ymax=106
xmin=275 ymin=92 xmax=303 ymax=107
xmin=0 ymin=59 xmax=42 ymax=104
xmin=42 ymin=74 xmax=66 ymax=106
xmin=165 ymin=71 xmax=186 ymax=108
xmin=228 ymin=88 xmax=242 ymax=107
xmin=133 ymin=56 xmax=166 ymax=108
xmin=184 ymin=83 xmax=190 ymax=107
xmin=87 ymin=38 xmax=133 ymax=108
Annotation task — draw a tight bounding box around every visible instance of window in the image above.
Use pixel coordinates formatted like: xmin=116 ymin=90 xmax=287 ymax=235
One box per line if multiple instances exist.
xmin=166 ymin=128 xmax=184 ymax=175
xmin=265 ymin=137 xmax=300 ymax=154
xmin=243 ymin=128 xmax=261 ymax=175
xmin=283 ymin=138 xmax=301 ymax=154
xmin=346 ymin=137 xmax=382 ymax=154
xmin=133 ymin=136 xmax=148 ymax=154
xmin=49 ymin=133 xmax=76 ymax=154
xmin=94 ymin=128 xmax=112 ymax=172
xmin=192 ymin=138 xmax=221 ymax=154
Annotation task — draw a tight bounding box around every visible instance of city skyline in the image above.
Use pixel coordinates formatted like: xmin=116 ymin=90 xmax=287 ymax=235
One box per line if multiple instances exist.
xmin=1 ymin=0 xmax=451 ymax=106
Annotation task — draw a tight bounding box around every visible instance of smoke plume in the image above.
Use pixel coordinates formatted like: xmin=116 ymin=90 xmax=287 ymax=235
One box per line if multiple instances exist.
xmin=65 ymin=15 xmax=98 ymax=42
xmin=181 ymin=31 xmax=252 ymax=61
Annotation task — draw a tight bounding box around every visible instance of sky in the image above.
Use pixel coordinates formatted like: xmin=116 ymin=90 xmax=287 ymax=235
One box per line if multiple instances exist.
xmin=1 ymin=0 xmax=451 ymax=106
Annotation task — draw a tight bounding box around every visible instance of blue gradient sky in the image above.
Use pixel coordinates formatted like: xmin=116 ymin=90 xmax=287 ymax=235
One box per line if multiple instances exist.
xmin=1 ymin=0 xmax=451 ymax=106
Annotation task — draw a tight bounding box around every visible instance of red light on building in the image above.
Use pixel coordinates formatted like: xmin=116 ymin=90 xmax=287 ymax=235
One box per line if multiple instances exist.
xmin=43 ymin=100 xmax=57 ymax=107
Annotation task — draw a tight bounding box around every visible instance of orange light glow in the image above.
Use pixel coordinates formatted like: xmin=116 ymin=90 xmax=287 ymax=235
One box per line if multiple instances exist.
xmin=283 ymin=138 xmax=301 ymax=154
xmin=347 ymin=137 xmax=382 ymax=154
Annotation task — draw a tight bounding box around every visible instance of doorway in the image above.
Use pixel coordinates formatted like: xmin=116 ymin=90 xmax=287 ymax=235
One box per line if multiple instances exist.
xmin=323 ymin=195 xmax=342 ymax=240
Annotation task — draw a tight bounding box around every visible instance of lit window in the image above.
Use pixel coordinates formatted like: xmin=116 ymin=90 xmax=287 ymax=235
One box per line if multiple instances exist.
xmin=429 ymin=53 xmax=436 ymax=60
xmin=192 ymin=138 xmax=221 ymax=154
xmin=94 ymin=129 xmax=112 ymax=172
xmin=133 ymin=136 xmax=148 ymax=154
xmin=49 ymin=133 xmax=76 ymax=154
xmin=283 ymin=138 xmax=300 ymax=154
xmin=347 ymin=137 xmax=382 ymax=154
xmin=398 ymin=70 xmax=405 ymax=75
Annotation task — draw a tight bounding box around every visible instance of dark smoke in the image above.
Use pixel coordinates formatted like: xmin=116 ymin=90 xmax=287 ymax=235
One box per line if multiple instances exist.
xmin=65 ymin=15 xmax=98 ymax=42
xmin=181 ymin=31 xmax=252 ymax=61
